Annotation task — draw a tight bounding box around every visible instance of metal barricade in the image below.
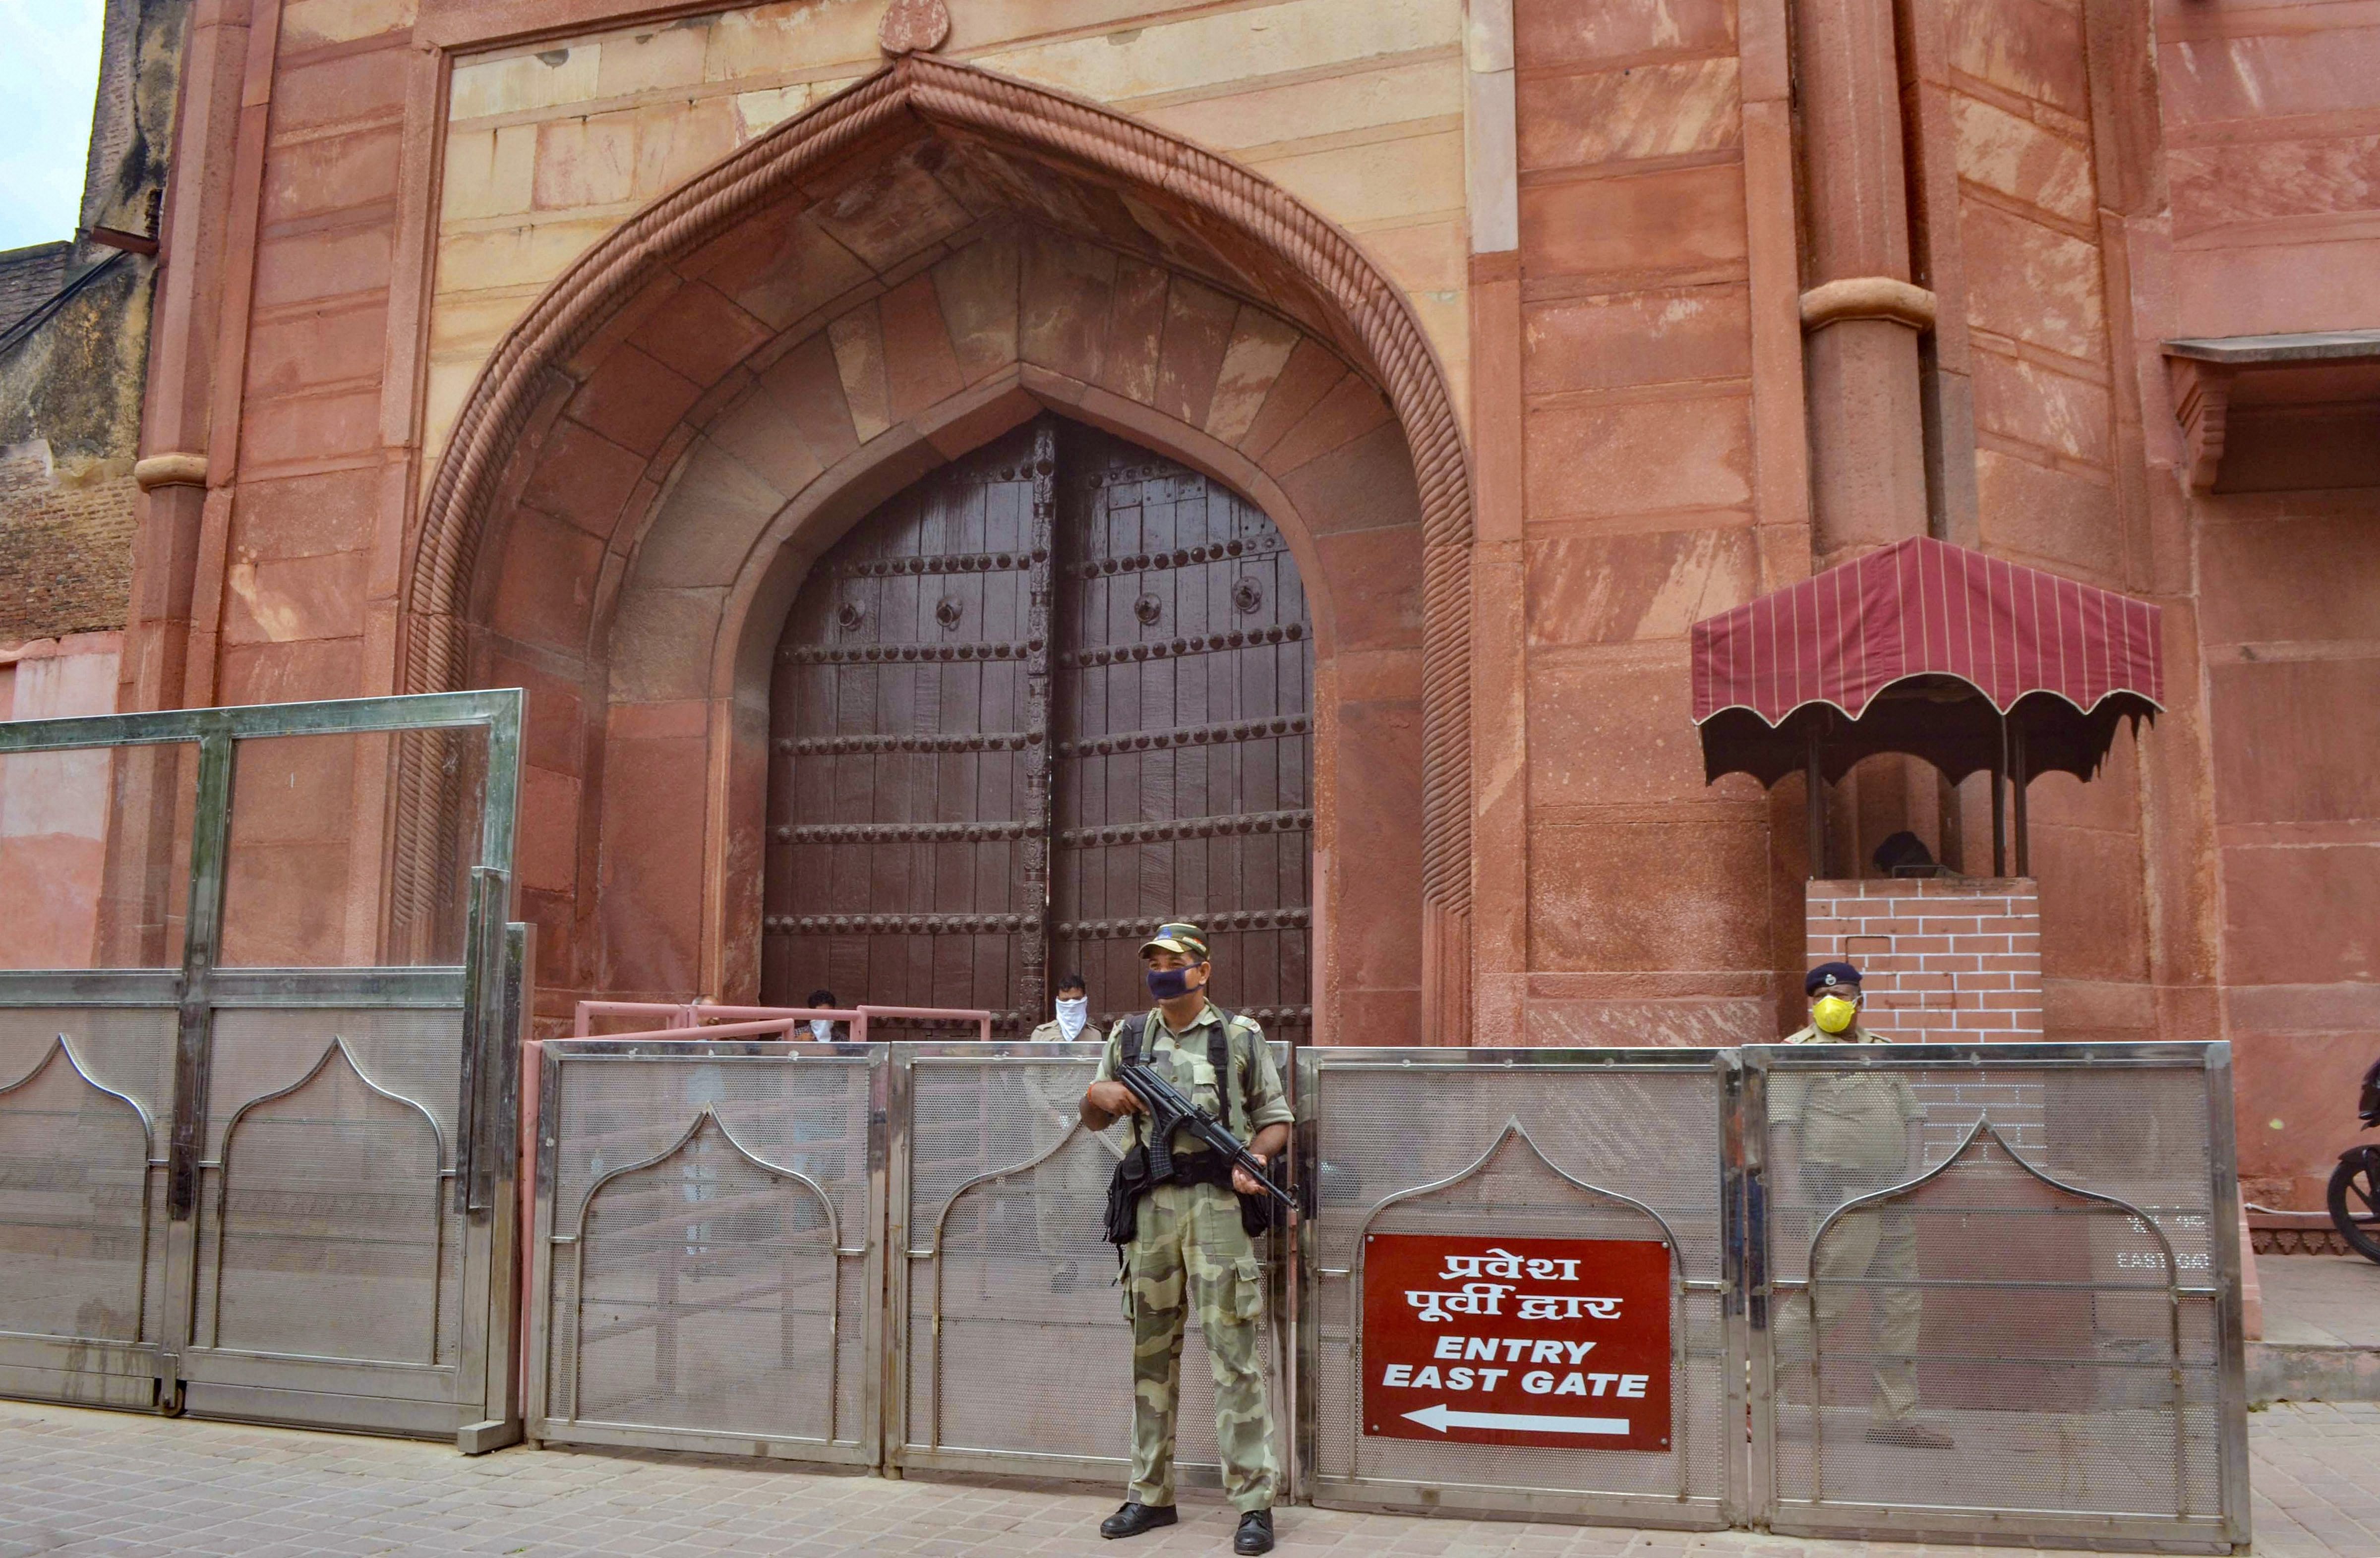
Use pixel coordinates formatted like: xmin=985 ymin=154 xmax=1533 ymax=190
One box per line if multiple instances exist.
xmin=1747 ymin=1041 xmax=2248 ymax=1552
xmin=885 ymin=1040 xmax=1294 ymax=1486
xmin=527 ymin=1037 xmax=885 ymax=1463
xmin=1297 ymin=1047 xmax=1743 ymax=1528
xmin=0 ymin=692 xmax=528 ymax=1446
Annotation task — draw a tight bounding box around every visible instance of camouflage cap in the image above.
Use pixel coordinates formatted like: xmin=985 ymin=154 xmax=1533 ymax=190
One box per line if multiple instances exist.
xmin=1138 ymin=922 xmax=1209 ymax=960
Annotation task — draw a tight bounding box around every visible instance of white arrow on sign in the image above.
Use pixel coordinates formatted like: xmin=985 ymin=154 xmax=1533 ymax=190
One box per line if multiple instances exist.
xmin=1402 ymin=1403 xmax=1630 ymax=1437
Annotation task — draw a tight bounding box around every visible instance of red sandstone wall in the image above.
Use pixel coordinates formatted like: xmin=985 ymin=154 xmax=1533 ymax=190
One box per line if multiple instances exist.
xmin=0 ymin=634 xmax=124 ymax=970
xmin=108 ymin=0 xmax=2380 ymax=1195
xmin=1505 ymin=0 xmax=1795 ymax=1047
xmin=1938 ymin=0 xmax=2160 ymax=1049
xmin=2148 ymin=0 xmax=2380 ymax=1204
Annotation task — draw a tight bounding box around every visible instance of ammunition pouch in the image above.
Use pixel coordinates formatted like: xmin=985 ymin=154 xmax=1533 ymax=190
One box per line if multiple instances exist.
xmin=1104 ymin=1143 xmax=1153 ymax=1245
xmin=1103 ymin=1144 xmax=1277 ymax=1242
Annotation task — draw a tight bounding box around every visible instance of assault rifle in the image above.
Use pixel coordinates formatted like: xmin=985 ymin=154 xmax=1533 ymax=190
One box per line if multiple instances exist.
xmin=1116 ymin=1059 xmax=1293 ymax=1209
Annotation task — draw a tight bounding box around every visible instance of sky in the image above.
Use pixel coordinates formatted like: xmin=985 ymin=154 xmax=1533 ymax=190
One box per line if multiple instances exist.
xmin=0 ymin=0 xmax=107 ymax=252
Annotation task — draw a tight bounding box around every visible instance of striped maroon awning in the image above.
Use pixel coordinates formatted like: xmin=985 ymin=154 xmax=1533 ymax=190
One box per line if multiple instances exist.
xmin=1690 ymin=537 xmax=2163 ymax=786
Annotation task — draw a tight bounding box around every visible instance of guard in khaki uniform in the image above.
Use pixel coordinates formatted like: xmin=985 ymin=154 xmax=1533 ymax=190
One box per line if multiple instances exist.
xmin=1770 ymin=961 xmax=1955 ymax=1449
xmin=1080 ymin=924 xmax=1292 ymax=1554
xmin=1027 ymin=971 xmax=1094 ymax=1046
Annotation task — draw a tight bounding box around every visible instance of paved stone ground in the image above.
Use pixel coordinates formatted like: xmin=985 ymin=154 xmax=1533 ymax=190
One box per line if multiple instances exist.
xmin=2249 ymin=1255 xmax=2380 ymax=1406
xmin=2 ymin=1398 xmax=2377 ymax=1558
xmin=2257 ymin=1256 xmax=2380 ymax=1348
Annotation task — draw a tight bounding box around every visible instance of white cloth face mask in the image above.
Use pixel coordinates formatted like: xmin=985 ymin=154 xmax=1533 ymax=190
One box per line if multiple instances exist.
xmin=1055 ymin=997 xmax=1089 ymax=1039
xmin=808 ymin=1018 xmax=834 ymax=1040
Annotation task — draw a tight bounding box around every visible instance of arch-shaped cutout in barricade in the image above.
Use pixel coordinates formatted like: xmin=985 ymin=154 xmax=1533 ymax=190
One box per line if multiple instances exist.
xmin=1297 ymin=1047 xmax=1740 ymax=1529
xmin=882 ymin=1039 xmax=1285 ymax=1489
xmin=1748 ymin=1041 xmax=2247 ymax=1552
xmin=526 ymin=1038 xmax=886 ymax=1464
xmin=0 ymin=1037 xmax=154 ymax=1349
xmin=0 ymin=688 xmax=529 ymax=1441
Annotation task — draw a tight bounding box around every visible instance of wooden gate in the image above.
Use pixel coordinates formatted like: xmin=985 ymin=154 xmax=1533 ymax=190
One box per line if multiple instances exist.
xmin=765 ymin=417 xmax=1313 ymax=1037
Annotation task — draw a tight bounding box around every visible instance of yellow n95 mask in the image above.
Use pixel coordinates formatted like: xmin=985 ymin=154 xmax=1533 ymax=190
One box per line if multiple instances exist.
xmin=1812 ymin=994 xmax=1859 ymax=1034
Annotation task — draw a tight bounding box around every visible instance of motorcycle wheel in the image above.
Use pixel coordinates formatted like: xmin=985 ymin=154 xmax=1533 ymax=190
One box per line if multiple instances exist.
xmin=2328 ymin=1152 xmax=2380 ymax=1265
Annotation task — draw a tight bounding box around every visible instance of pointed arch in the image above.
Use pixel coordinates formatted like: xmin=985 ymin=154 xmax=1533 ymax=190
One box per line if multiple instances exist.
xmin=567 ymin=1104 xmax=841 ymax=1250
xmin=211 ymin=1037 xmax=451 ymax=1362
xmin=0 ymin=1034 xmax=155 ymax=1155
xmin=407 ymin=54 xmax=1474 ymax=1035
xmin=1353 ymin=1116 xmax=1691 ymax=1271
xmin=218 ymin=1036 xmax=449 ymax=1170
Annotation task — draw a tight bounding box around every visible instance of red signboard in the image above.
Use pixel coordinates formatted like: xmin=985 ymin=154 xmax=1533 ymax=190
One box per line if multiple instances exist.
xmin=1360 ymin=1234 xmax=1672 ymax=1451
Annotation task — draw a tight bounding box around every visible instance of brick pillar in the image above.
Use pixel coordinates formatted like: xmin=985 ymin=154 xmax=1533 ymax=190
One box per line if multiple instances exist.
xmin=1805 ymin=877 xmax=2043 ymax=1040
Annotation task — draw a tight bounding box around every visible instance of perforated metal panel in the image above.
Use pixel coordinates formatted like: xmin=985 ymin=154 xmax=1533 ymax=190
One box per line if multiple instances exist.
xmin=495 ymin=1030 xmax=2242 ymax=1549
xmin=0 ymin=690 xmax=527 ymax=1440
xmin=0 ymin=1007 xmax=173 ymax=1390
xmin=0 ymin=1035 xmax=156 ymax=1344
xmin=1298 ymin=1048 xmax=1739 ymax=1527
xmin=1750 ymin=1043 xmax=2247 ymax=1552
xmin=529 ymin=1040 xmax=884 ymax=1463
xmin=198 ymin=1035 xmax=456 ymax=1367
xmin=888 ymin=1041 xmax=1289 ymax=1487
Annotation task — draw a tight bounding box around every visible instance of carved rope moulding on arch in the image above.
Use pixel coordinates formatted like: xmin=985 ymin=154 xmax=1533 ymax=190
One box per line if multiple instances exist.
xmin=408 ymin=53 xmax=1474 ymax=916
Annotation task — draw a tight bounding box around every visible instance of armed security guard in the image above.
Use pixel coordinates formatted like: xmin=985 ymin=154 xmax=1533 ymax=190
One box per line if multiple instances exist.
xmin=1770 ymin=961 xmax=1954 ymax=1448
xmin=1080 ymin=924 xmax=1292 ymax=1554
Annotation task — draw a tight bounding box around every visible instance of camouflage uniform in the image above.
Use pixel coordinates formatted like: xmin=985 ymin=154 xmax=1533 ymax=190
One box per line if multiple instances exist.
xmin=1090 ymin=1002 xmax=1293 ymax=1513
xmin=1771 ymin=1021 xmax=1926 ymax=1423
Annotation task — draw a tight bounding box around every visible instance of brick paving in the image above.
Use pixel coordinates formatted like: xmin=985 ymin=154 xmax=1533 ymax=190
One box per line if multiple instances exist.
xmin=1 ymin=1398 xmax=2377 ymax=1557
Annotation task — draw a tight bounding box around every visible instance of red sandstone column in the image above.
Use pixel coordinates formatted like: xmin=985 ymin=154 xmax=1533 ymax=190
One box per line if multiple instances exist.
xmin=1793 ymin=0 xmax=1932 ymax=561
xmin=101 ymin=0 xmax=263 ymax=960
xmin=1466 ymin=0 xmax=1523 ymax=1047
xmin=123 ymin=0 xmax=258 ymax=715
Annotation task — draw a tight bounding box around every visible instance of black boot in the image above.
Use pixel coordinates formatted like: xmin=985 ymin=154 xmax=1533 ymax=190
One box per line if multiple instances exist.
xmin=1099 ymin=1502 xmax=1178 ymax=1540
xmin=1233 ymin=1509 xmax=1274 ymax=1555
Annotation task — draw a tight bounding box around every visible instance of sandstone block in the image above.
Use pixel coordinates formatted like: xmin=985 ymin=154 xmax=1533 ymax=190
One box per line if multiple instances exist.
xmin=450 ymin=46 xmax=602 ymax=122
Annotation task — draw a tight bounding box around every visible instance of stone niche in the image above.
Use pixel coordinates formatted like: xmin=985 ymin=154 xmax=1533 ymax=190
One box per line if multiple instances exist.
xmin=1805 ymin=877 xmax=2044 ymax=1042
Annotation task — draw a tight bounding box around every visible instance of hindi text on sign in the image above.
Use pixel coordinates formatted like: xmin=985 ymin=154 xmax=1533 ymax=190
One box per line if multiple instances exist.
xmin=1360 ymin=1234 xmax=1672 ymax=1452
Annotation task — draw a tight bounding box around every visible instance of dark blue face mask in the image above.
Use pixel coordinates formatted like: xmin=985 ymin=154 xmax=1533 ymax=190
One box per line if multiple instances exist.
xmin=1146 ymin=965 xmax=1200 ymax=1001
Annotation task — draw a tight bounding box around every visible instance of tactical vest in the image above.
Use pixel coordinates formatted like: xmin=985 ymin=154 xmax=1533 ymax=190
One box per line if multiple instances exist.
xmin=1116 ymin=1004 xmax=1248 ymax=1148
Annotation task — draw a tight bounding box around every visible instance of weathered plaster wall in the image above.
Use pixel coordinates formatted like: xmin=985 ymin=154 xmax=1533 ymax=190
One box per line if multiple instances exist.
xmin=80 ymin=0 xmax=188 ymax=242
xmin=0 ymin=634 xmax=127 ymax=970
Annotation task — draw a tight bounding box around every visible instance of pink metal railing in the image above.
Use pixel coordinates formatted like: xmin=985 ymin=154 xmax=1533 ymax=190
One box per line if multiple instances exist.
xmin=567 ymin=1000 xmax=993 ymax=1042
